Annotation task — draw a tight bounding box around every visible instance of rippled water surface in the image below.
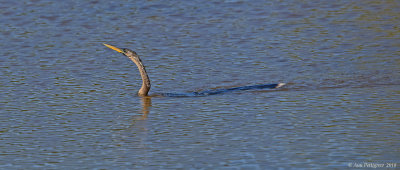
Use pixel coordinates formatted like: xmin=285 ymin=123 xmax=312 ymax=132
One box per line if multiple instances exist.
xmin=1 ymin=0 xmax=399 ymax=169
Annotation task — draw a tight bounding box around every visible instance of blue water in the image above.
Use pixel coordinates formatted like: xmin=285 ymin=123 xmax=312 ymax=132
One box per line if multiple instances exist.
xmin=1 ymin=0 xmax=399 ymax=169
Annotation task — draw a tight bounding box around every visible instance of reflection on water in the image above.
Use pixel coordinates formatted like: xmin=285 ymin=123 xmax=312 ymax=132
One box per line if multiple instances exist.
xmin=1 ymin=0 xmax=399 ymax=169
xmin=138 ymin=97 xmax=151 ymax=120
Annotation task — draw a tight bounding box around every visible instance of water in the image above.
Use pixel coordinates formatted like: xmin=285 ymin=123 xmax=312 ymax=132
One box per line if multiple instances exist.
xmin=1 ymin=0 xmax=399 ymax=169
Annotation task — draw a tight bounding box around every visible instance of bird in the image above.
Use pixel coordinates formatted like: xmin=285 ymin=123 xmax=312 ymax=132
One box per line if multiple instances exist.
xmin=103 ymin=43 xmax=285 ymax=97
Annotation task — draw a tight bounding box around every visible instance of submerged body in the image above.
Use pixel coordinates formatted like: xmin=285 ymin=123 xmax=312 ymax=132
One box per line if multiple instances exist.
xmin=161 ymin=83 xmax=285 ymax=97
xmin=103 ymin=43 xmax=285 ymax=97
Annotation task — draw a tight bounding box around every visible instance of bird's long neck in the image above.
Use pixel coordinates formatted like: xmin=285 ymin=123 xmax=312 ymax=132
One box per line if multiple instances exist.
xmin=129 ymin=57 xmax=151 ymax=96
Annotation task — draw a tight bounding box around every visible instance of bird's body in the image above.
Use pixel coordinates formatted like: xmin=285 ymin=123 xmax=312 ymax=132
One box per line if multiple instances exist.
xmin=103 ymin=43 xmax=285 ymax=97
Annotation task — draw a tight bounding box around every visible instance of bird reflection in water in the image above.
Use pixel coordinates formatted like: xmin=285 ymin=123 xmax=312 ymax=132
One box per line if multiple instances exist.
xmin=139 ymin=96 xmax=151 ymax=120
xmin=128 ymin=96 xmax=152 ymax=122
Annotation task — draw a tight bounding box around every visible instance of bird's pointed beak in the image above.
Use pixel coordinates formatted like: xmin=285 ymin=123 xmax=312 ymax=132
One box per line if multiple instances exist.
xmin=103 ymin=43 xmax=123 ymax=53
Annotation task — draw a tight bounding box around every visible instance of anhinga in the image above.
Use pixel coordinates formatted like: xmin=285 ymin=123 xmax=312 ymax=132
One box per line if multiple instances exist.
xmin=104 ymin=43 xmax=284 ymax=97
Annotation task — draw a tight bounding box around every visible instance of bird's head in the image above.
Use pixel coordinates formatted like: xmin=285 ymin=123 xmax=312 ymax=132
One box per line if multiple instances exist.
xmin=103 ymin=43 xmax=140 ymax=60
